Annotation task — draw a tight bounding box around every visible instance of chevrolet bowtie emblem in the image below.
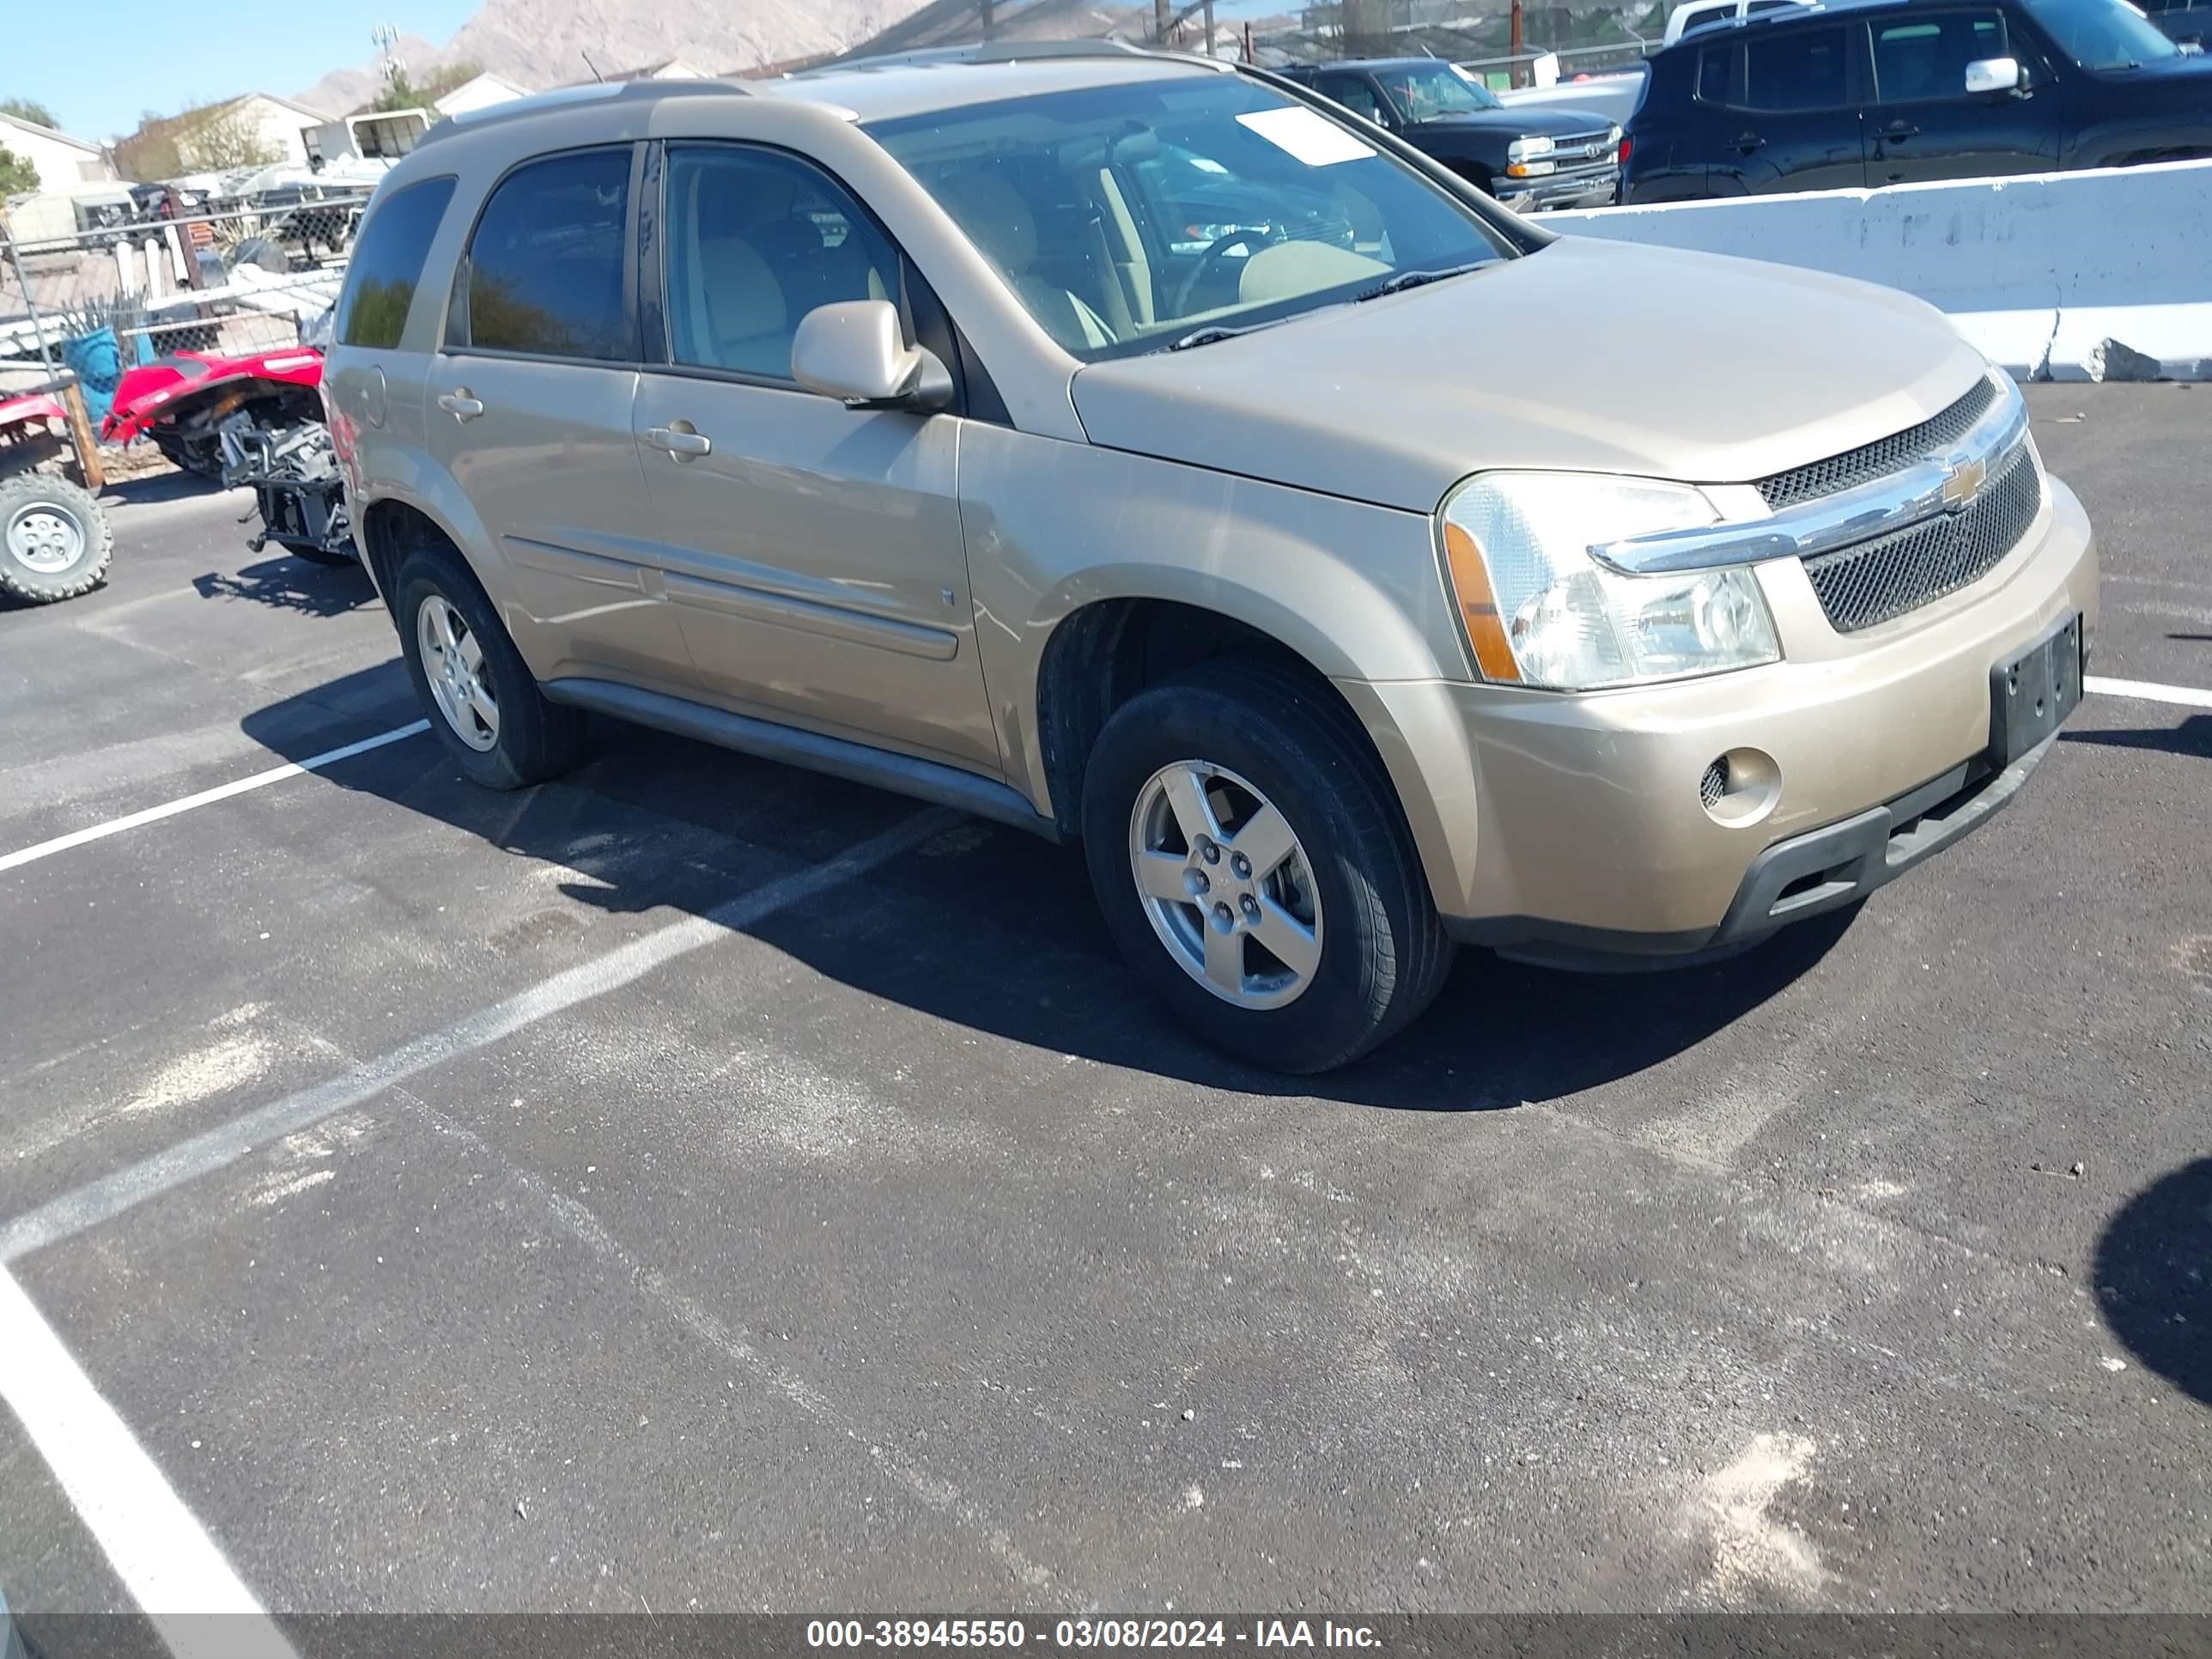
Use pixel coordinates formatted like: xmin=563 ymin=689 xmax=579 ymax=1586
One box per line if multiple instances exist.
xmin=1941 ymin=458 xmax=1986 ymax=507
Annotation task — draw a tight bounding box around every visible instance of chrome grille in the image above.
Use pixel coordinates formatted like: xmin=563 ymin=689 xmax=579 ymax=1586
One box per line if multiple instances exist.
xmin=1757 ymin=377 xmax=2000 ymax=511
xmin=1802 ymin=446 xmax=2042 ymax=633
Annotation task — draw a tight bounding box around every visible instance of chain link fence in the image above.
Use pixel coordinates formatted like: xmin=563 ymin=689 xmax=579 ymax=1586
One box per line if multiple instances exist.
xmin=0 ymin=193 xmax=365 ymax=390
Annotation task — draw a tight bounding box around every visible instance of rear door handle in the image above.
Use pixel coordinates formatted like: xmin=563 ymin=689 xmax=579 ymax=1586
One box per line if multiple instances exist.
xmin=437 ymin=390 xmax=484 ymax=422
xmin=1733 ymin=131 xmax=1766 ymax=153
xmin=645 ymin=423 xmax=712 ymax=460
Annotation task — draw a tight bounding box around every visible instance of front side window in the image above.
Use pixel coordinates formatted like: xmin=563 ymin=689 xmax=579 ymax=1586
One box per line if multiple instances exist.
xmin=867 ymin=76 xmax=1513 ymax=361
xmin=461 ymin=148 xmax=632 ymax=361
xmin=337 ymin=175 xmax=455 ymax=349
xmin=1742 ymin=25 xmax=1852 ymax=108
xmin=2016 ymin=0 xmax=2181 ymax=65
xmin=662 ymin=145 xmax=902 ymax=380
xmin=1370 ymin=62 xmax=1503 ymax=122
xmin=1872 ymin=14 xmax=2013 ymax=101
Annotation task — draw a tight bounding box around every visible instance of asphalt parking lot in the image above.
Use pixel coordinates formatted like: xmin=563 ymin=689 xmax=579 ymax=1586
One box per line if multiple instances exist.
xmin=0 ymin=385 xmax=2206 ymax=1627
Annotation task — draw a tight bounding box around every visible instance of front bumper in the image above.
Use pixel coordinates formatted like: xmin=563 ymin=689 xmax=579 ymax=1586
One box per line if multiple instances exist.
xmin=1338 ymin=473 xmax=2098 ymax=963
xmin=1497 ymin=167 xmax=1619 ymax=212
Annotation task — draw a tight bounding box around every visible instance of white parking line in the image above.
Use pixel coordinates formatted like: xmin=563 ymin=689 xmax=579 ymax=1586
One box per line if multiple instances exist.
xmin=0 ymin=807 xmax=954 ymax=1266
xmin=0 ymin=1265 xmax=297 ymax=1659
xmin=2087 ymin=675 xmax=2212 ymax=711
xmin=0 ymin=721 xmax=430 ymax=876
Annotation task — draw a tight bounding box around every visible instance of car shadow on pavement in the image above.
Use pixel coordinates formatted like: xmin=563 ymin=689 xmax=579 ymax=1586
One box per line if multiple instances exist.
xmin=192 ymin=556 xmax=378 ymax=618
xmin=2094 ymin=1158 xmax=2212 ymax=1407
xmin=2063 ymin=717 xmax=2212 ymax=761
xmin=97 ymin=471 xmax=232 ymax=509
xmin=245 ymin=665 xmax=1849 ymax=1110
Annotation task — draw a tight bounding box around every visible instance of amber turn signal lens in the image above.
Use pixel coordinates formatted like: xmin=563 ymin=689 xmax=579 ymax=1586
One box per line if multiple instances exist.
xmin=1442 ymin=520 xmax=1522 ymax=683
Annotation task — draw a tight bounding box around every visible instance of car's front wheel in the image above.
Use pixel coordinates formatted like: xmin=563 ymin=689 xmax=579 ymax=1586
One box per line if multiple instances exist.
xmin=394 ymin=540 xmax=586 ymax=789
xmin=1081 ymin=662 xmax=1454 ymax=1073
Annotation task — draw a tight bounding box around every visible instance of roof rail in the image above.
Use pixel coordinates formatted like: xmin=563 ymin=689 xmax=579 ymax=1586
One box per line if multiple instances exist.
xmin=417 ymin=75 xmax=750 ymax=146
xmin=810 ymin=38 xmax=1227 ymax=76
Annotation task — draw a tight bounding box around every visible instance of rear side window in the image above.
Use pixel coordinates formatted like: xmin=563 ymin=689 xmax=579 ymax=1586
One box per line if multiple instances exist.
xmin=1742 ymin=25 xmax=1851 ymax=109
xmin=459 ymin=148 xmax=632 ymax=361
xmin=337 ymin=176 xmax=455 ymax=349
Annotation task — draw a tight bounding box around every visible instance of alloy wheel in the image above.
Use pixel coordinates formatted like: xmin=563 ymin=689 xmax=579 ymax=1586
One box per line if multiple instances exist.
xmin=1127 ymin=759 xmax=1323 ymax=1011
xmin=416 ymin=592 xmax=499 ymax=752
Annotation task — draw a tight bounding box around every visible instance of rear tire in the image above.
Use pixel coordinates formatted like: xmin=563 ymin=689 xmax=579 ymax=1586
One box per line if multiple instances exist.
xmin=394 ymin=539 xmax=586 ymax=790
xmin=0 ymin=471 xmax=113 ymax=605
xmin=1080 ymin=660 xmax=1453 ymax=1074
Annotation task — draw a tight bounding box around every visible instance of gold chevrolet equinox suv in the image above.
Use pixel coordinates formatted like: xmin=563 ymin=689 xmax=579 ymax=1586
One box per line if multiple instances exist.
xmin=326 ymin=44 xmax=2098 ymax=1073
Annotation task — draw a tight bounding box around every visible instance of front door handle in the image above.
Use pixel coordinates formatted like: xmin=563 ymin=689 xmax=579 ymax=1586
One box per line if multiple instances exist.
xmin=1733 ymin=131 xmax=1767 ymax=153
xmin=437 ymin=390 xmax=484 ymax=422
xmin=645 ymin=423 xmax=712 ymax=460
xmin=1882 ymin=120 xmax=1920 ymax=140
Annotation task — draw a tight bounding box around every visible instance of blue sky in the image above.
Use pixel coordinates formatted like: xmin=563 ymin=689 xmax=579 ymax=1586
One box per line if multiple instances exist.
xmin=9 ymin=0 xmax=481 ymax=142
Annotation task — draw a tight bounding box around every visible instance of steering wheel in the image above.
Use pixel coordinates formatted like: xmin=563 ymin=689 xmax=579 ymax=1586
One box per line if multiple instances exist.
xmin=1170 ymin=226 xmax=1285 ymax=319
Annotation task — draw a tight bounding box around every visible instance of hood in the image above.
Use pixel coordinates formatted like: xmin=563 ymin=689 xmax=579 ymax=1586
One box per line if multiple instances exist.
xmin=1068 ymin=237 xmax=1988 ymax=513
xmin=1418 ymin=104 xmax=1619 ymax=137
xmin=2094 ymin=52 xmax=2212 ymax=83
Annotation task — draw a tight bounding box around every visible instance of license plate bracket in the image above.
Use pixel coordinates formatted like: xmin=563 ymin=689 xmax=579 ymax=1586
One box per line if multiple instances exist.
xmin=1989 ymin=612 xmax=2082 ymax=768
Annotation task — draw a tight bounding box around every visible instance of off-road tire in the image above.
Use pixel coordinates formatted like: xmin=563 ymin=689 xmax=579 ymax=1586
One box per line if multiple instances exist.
xmin=0 ymin=471 xmax=113 ymax=605
xmin=1081 ymin=660 xmax=1455 ymax=1074
xmin=394 ymin=538 xmax=586 ymax=790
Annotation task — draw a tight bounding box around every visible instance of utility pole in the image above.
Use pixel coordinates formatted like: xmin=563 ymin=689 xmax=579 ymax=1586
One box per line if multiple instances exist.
xmin=979 ymin=0 xmax=994 ymax=39
xmin=1202 ymin=0 xmax=1216 ymax=55
xmin=1155 ymin=0 xmax=1173 ymax=41
xmin=1510 ymin=0 xmax=1526 ymax=85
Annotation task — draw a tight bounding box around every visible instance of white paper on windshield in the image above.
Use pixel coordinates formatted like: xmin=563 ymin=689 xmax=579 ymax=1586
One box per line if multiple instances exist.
xmin=1235 ymin=106 xmax=1376 ymax=167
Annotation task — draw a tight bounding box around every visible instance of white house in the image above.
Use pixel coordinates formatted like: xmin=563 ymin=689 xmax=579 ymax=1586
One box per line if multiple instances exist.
xmin=0 ymin=112 xmax=116 ymax=192
xmin=136 ymin=93 xmax=331 ymax=173
xmin=433 ymin=72 xmax=532 ymax=118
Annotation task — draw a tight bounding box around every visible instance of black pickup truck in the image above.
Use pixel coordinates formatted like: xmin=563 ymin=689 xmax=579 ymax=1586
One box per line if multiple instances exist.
xmin=1276 ymin=58 xmax=1623 ymax=210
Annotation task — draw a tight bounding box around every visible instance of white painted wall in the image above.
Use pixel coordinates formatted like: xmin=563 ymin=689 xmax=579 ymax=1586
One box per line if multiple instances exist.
xmin=1551 ymin=159 xmax=2212 ymax=380
xmin=0 ymin=116 xmax=115 ymax=191
xmin=175 ymin=96 xmax=320 ymax=171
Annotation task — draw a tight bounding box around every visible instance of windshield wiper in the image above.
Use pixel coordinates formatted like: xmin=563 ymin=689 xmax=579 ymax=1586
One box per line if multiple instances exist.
xmin=1352 ymin=261 xmax=1489 ymax=303
xmin=1158 ymin=317 xmax=1296 ymax=353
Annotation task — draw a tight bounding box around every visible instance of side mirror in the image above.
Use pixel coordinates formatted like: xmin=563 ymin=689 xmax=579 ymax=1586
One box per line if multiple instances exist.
xmin=1964 ymin=56 xmax=2022 ymax=94
xmin=790 ymin=300 xmax=953 ymax=413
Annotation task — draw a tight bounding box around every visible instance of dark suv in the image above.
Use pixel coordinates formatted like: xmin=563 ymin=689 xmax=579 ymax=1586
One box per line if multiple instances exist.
xmin=1622 ymin=0 xmax=2212 ymax=200
xmin=1278 ymin=58 xmax=1621 ymax=210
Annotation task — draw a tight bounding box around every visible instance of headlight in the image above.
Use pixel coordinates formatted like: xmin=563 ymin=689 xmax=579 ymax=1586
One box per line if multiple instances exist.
xmin=1506 ymin=135 xmax=1555 ymax=162
xmin=1438 ymin=471 xmax=1781 ymax=690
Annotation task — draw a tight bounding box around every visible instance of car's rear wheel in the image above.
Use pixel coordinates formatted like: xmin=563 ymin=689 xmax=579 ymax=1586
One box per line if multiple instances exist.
xmin=1081 ymin=661 xmax=1454 ymax=1073
xmin=394 ymin=540 xmax=586 ymax=789
xmin=0 ymin=471 xmax=112 ymax=605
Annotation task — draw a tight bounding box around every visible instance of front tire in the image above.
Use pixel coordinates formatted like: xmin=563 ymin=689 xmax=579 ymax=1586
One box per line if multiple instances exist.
xmin=1080 ymin=662 xmax=1454 ymax=1074
xmin=0 ymin=471 xmax=113 ymax=605
xmin=394 ymin=540 xmax=586 ymax=790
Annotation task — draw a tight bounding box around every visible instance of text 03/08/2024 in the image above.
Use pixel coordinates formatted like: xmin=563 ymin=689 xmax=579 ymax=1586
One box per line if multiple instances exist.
xmin=805 ymin=1620 xmax=1384 ymax=1649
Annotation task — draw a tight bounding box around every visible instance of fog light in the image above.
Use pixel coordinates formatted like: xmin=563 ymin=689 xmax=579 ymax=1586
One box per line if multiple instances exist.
xmin=1700 ymin=747 xmax=1781 ymax=827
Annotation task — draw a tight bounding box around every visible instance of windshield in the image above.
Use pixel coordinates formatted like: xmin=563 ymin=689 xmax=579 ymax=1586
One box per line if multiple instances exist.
xmin=2020 ymin=0 xmax=2181 ymax=65
xmin=1374 ymin=62 xmax=1503 ymax=118
xmin=867 ymin=75 xmax=1513 ymax=361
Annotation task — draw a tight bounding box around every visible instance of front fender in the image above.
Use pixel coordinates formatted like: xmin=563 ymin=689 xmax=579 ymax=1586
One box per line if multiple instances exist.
xmin=958 ymin=424 xmax=1468 ymax=820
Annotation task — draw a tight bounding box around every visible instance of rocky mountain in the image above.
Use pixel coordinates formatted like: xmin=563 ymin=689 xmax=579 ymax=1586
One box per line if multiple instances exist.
xmin=295 ymin=0 xmax=930 ymax=113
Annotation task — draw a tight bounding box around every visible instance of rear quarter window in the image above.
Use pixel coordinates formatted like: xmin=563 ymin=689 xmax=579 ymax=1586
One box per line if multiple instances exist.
xmin=336 ymin=175 xmax=457 ymax=349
